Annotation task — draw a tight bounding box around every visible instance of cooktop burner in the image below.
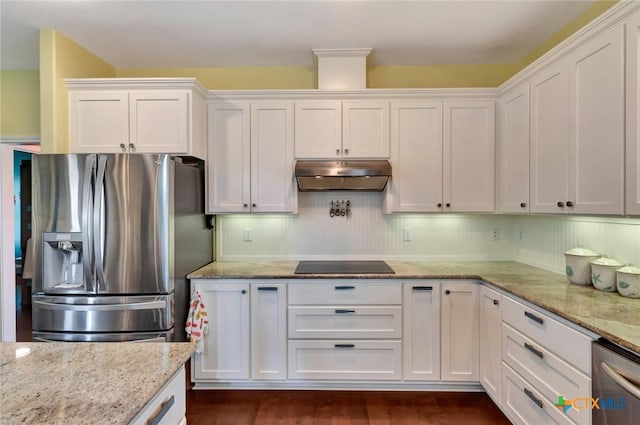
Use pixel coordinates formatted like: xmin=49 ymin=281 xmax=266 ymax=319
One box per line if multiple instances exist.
xmin=294 ymin=260 xmax=395 ymax=274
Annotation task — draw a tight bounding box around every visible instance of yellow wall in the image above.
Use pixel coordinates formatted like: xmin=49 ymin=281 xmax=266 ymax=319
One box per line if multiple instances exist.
xmin=0 ymin=70 xmax=40 ymax=137
xmin=40 ymin=29 xmax=115 ymax=153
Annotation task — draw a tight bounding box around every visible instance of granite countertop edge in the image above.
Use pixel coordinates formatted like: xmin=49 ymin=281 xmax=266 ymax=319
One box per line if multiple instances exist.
xmin=188 ymin=260 xmax=640 ymax=354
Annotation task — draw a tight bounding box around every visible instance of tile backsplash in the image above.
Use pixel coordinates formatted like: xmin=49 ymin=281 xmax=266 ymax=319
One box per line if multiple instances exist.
xmin=217 ymin=192 xmax=640 ymax=275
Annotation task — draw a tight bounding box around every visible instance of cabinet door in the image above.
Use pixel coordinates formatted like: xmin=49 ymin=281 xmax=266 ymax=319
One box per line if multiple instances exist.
xmin=569 ymin=26 xmax=625 ymax=215
xmin=627 ymin=12 xmax=640 ymax=215
xmin=479 ymin=286 xmax=502 ymax=406
xmin=443 ymin=101 xmax=495 ymax=212
xmin=386 ymin=101 xmax=443 ymax=212
xmin=69 ymin=91 xmax=129 ymax=153
xmin=192 ymin=282 xmax=250 ymax=381
xmin=342 ymin=101 xmax=390 ymax=158
xmin=250 ymin=102 xmax=296 ymax=213
xmin=207 ymin=102 xmax=251 ymax=213
xmin=129 ymin=90 xmax=189 ymax=154
xmin=251 ymin=283 xmax=287 ymax=380
xmin=530 ymin=60 xmax=570 ymax=213
xmin=441 ymin=282 xmax=479 ymax=382
xmin=498 ymin=83 xmax=530 ymax=213
xmin=403 ymin=283 xmax=441 ymax=381
xmin=294 ymin=102 xmax=342 ymax=158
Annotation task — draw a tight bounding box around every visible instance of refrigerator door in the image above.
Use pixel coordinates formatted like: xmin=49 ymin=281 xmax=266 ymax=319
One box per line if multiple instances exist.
xmin=32 ymin=154 xmax=96 ymax=295
xmin=32 ymin=294 xmax=174 ymax=333
xmin=95 ymin=154 xmax=173 ymax=294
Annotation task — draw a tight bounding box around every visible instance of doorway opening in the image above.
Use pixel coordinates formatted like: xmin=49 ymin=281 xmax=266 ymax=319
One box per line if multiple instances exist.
xmin=14 ymin=150 xmax=32 ymax=341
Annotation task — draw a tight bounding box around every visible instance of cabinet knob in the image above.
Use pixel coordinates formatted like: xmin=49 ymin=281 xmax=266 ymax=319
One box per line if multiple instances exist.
xmin=119 ymin=143 xmax=126 ymax=151
xmin=520 ymin=202 xmax=527 ymax=208
xmin=129 ymin=143 xmax=135 ymax=151
xmin=557 ymin=201 xmax=565 ymax=208
xmin=445 ymin=290 xmax=451 ymax=295
xmin=344 ymin=148 xmax=349 ymax=155
xmin=243 ymin=203 xmax=248 ymax=208
xmin=493 ymin=299 xmax=499 ymax=306
xmin=566 ymin=201 xmax=574 ymax=208
xmin=437 ymin=203 xmax=442 ymax=208
xmin=241 ymin=289 xmax=246 ymax=294
xmin=336 ymin=149 xmax=340 ymax=155
xmin=252 ymin=203 xmax=256 ymax=208
xmin=445 ymin=203 xmax=451 ymax=208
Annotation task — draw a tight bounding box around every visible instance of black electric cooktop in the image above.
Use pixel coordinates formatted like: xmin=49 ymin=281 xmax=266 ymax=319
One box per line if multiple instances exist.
xmin=294 ymin=260 xmax=395 ymax=274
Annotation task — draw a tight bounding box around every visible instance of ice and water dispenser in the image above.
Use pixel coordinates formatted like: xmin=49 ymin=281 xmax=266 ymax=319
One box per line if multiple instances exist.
xmin=42 ymin=233 xmax=85 ymax=291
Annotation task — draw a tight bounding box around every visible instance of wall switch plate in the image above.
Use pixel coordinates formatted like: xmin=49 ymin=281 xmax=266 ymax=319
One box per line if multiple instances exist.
xmin=244 ymin=228 xmax=253 ymax=241
xmin=402 ymin=227 xmax=411 ymax=241
xmin=490 ymin=228 xmax=500 ymax=242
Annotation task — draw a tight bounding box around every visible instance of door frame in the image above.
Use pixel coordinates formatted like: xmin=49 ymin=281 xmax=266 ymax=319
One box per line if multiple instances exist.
xmin=0 ymin=140 xmax=39 ymax=341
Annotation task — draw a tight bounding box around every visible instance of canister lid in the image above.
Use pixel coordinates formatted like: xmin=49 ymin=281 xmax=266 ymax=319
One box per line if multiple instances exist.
xmin=590 ymin=255 xmax=623 ymax=267
xmin=564 ymin=245 xmax=599 ymax=257
xmin=616 ymin=264 xmax=640 ymax=275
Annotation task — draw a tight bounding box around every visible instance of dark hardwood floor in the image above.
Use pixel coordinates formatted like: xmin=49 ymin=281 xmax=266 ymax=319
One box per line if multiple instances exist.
xmin=187 ymin=390 xmax=512 ymax=425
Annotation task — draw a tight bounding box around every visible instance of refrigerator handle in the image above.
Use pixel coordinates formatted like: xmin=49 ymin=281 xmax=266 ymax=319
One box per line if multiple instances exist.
xmin=94 ymin=155 xmax=107 ymax=292
xmin=82 ymin=154 xmax=96 ymax=293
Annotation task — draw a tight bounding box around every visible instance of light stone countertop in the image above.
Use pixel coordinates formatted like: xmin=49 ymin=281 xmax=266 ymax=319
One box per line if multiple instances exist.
xmin=189 ymin=260 xmax=640 ymax=354
xmin=0 ymin=342 xmax=194 ymax=425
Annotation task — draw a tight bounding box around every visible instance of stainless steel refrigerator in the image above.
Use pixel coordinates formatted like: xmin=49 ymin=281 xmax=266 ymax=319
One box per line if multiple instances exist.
xmin=31 ymin=154 xmax=212 ymax=342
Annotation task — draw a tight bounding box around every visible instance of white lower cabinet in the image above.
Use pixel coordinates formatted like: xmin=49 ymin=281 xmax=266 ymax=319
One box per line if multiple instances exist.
xmin=403 ymin=282 xmax=441 ymax=381
xmin=130 ymin=366 xmax=186 ymax=425
xmin=191 ymin=282 xmax=250 ymax=381
xmin=479 ymin=286 xmax=503 ymax=406
xmin=287 ymin=340 xmax=402 ymax=380
xmin=503 ymin=363 xmax=574 ymax=425
xmin=251 ymin=283 xmax=287 ymax=380
xmin=441 ymin=281 xmax=479 ymax=382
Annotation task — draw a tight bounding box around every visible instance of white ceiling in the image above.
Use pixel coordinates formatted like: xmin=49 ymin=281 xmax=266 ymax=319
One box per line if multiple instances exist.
xmin=0 ymin=0 xmax=598 ymax=71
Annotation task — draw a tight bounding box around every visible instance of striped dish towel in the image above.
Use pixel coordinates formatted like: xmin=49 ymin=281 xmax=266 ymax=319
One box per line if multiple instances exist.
xmin=185 ymin=290 xmax=209 ymax=353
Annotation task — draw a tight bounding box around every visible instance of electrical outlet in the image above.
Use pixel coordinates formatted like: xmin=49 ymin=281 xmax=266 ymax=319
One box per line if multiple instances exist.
xmin=244 ymin=228 xmax=253 ymax=241
xmin=402 ymin=227 xmax=411 ymax=241
xmin=490 ymin=228 xmax=500 ymax=242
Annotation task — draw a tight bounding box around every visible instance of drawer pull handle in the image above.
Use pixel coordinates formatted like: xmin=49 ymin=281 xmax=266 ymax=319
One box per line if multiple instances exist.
xmin=335 ymin=309 xmax=355 ymax=314
xmin=257 ymin=287 xmax=278 ymax=291
xmin=412 ymin=286 xmax=433 ymax=291
xmin=523 ymin=388 xmax=543 ymax=409
xmin=524 ymin=342 xmax=544 ymax=360
xmin=493 ymin=299 xmax=499 ymax=305
xmin=147 ymin=395 xmax=175 ymax=425
xmin=524 ymin=311 xmax=544 ymax=325
xmin=335 ymin=286 xmax=355 ymax=290
xmin=335 ymin=344 xmax=355 ymax=348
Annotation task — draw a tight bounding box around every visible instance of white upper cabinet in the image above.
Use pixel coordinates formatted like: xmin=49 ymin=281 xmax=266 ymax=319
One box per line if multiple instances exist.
xmin=207 ymin=101 xmax=296 ymax=214
xmin=497 ymin=83 xmax=530 ymax=213
xmin=443 ymin=100 xmax=496 ymax=212
xmin=67 ymin=79 xmax=206 ymax=158
xmin=568 ymin=25 xmax=625 ymax=215
xmin=294 ymin=101 xmax=390 ymax=159
xmin=531 ymin=26 xmax=625 ymax=215
xmin=627 ymin=11 xmax=640 ymax=215
xmin=530 ymin=58 xmax=570 ymax=214
xmin=386 ymin=101 xmax=443 ymax=212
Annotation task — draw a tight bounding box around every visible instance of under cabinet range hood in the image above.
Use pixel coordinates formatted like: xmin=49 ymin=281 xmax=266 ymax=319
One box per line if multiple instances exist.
xmin=294 ymin=160 xmax=391 ymax=191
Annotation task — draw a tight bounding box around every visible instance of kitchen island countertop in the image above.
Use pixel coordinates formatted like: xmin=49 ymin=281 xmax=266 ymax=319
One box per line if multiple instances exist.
xmin=189 ymin=260 xmax=640 ymax=354
xmin=0 ymin=342 xmax=194 ymax=425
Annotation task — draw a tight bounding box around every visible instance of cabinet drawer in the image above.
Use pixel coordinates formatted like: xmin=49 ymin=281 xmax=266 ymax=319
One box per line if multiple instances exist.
xmin=502 ymin=364 xmax=574 ymax=425
xmin=288 ymin=340 xmax=402 ymax=380
xmin=288 ymin=281 xmax=402 ymax=305
xmin=130 ymin=366 xmax=186 ymax=425
xmin=502 ymin=296 xmax=592 ymax=374
xmin=503 ymin=324 xmax=590 ymax=425
xmin=288 ymin=306 xmax=402 ymax=339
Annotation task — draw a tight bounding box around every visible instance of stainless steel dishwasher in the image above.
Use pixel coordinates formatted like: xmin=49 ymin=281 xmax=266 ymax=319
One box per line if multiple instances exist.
xmin=592 ymin=339 xmax=640 ymax=424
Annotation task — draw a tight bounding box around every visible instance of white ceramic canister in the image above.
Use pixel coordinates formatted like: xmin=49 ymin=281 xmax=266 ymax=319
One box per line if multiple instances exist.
xmin=564 ymin=245 xmax=600 ymax=285
xmin=616 ymin=265 xmax=640 ymax=298
xmin=590 ymin=255 xmax=623 ymax=292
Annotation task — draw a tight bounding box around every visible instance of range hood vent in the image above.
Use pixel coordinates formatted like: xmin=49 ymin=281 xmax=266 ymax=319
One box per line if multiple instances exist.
xmin=295 ymin=160 xmax=391 ymax=191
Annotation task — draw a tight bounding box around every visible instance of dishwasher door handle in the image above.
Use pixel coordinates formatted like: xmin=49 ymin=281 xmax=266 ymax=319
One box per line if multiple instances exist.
xmin=601 ymin=362 xmax=640 ymax=400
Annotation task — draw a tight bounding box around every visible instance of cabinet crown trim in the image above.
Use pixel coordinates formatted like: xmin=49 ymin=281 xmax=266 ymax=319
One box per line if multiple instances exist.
xmin=65 ymin=77 xmax=207 ymax=95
